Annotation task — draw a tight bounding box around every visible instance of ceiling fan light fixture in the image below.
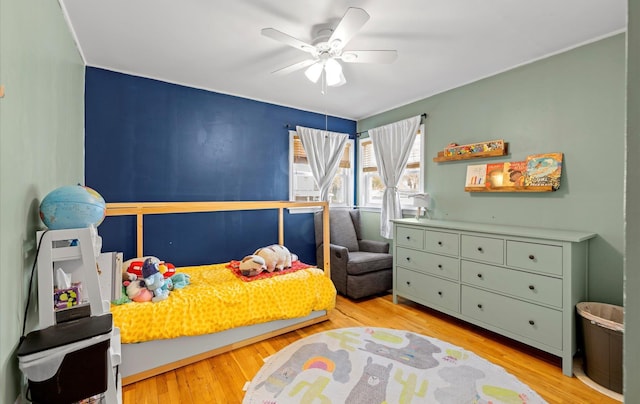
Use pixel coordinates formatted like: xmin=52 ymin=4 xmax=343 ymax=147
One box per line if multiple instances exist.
xmin=325 ymin=59 xmax=346 ymax=86
xmin=331 ymin=71 xmax=347 ymax=87
xmin=304 ymin=62 xmax=324 ymax=83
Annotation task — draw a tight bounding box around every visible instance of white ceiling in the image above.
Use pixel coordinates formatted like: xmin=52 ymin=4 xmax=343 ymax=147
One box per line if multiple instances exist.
xmin=60 ymin=0 xmax=627 ymax=121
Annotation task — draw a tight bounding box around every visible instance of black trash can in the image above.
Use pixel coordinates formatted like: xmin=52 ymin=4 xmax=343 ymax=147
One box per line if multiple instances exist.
xmin=576 ymin=302 xmax=623 ymax=394
xmin=17 ymin=315 xmax=112 ymax=404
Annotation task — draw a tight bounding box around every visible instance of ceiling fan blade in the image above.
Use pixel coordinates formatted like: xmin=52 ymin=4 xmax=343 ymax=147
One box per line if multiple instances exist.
xmin=340 ymin=50 xmax=398 ymax=64
xmin=272 ymin=59 xmax=317 ymax=76
xmin=328 ymin=7 xmax=370 ymax=49
xmin=261 ymin=28 xmax=316 ymax=54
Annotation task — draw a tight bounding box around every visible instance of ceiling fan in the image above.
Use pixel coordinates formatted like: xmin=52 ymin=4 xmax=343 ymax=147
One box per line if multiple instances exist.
xmin=261 ymin=7 xmax=397 ymax=88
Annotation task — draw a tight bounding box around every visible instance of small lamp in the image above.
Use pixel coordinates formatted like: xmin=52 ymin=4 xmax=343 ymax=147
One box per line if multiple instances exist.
xmin=411 ymin=193 xmax=431 ymax=220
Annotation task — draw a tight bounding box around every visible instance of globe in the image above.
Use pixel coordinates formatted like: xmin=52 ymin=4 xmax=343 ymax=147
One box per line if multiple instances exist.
xmin=39 ymin=185 xmax=106 ymax=230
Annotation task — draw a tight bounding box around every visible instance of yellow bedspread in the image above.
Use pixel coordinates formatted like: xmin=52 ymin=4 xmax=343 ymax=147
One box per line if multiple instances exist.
xmin=111 ymin=263 xmax=336 ymax=343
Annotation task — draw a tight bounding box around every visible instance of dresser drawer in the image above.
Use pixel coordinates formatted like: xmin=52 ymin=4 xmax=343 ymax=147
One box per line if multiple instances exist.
xmin=506 ymin=241 xmax=563 ymax=276
xmin=461 ymin=235 xmax=504 ymax=264
xmin=396 ymin=226 xmax=424 ymax=250
xmin=461 ymin=260 xmax=562 ymax=308
xmin=461 ymin=286 xmax=562 ymax=349
xmin=424 ymin=230 xmax=459 ymax=256
xmin=397 ymin=268 xmax=460 ymax=312
xmin=397 ymin=247 xmax=460 ymax=280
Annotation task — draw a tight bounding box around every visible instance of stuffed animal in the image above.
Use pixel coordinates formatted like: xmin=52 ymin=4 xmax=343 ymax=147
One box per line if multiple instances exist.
xmin=122 ymin=256 xmax=159 ymax=281
xmin=254 ymin=244 xmax=298 ymax=272
xmin=239 ymin=255 xmax=267 ymax=276
xmin=141 ymin=257 xmax=170 ymax=302
xmin=170 ymin=273 xmax=191 ymax=289
xmin=123 ymin=256 xmax=176 ymax=281
xmin=123 ymin=279 xmax=153 ymax=303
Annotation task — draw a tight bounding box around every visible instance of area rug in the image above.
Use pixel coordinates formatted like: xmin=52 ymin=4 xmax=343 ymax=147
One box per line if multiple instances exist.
xmin=243 ymin=327 xmax=547 ymax=404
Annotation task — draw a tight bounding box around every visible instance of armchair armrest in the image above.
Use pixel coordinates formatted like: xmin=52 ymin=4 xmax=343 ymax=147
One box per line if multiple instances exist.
xmin=359 ymin=239 xmax=390 ymax=254
xmin=329 ymin=243 xmax=349 ymax=266
xmin=316 ymin=243 xmax=349 ymax=269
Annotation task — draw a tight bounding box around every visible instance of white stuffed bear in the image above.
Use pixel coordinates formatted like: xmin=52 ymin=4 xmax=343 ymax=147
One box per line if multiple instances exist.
xmin=254 ymin=244 xmax=298 ymax=272
xmin=239 ymin=255 xmax=267 ymax=277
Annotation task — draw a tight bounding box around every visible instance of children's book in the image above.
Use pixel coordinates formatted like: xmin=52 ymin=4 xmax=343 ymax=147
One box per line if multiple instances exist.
xmin=524 ymin=153 xmax=563 ymax=190
xmin=485 ymin=163 xmax=505 ymax=189
xmin=502 ymin=161 xmax=527 ymax=187
xmin=465 ymin=164 xmax=487 ymax=188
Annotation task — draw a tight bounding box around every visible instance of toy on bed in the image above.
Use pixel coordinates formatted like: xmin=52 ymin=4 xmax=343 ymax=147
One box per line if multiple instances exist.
xmin=239 ymin=255 xmax=267 ymax=277
xmin=170 ymin=273 xmax=191 ymax=289
xmin=253 ymin=244 xmax=298 ymax=272
xmin=124 ymin=279 xmax=153 ymax=303
xmin=122 ymin=256 xmax=176 ymax=281
xmin=141 ymin=258 xmax=171 ymax=302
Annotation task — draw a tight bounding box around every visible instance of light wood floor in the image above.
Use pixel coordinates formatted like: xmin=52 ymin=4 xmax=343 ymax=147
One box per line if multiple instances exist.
xmin=122 ymin=294 xmax=620 ymax=403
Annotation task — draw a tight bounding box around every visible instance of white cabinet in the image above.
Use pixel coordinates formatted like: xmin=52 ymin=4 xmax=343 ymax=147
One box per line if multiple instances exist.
xmin=35 ymin=228 xmax=122 ymax=403
xmin=392 ymin=218 xmax=596 ymax=377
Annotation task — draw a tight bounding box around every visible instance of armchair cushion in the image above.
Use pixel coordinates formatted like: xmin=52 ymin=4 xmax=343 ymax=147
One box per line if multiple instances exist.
xmin=346 ymin=251 xmax=393 ymax=276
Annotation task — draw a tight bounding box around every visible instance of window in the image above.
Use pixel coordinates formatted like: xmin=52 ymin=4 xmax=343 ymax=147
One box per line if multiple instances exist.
xmin=358 ymin=124 xmax=424 ymax=208
xmin=289 ymin=131 xmax=354 ymax=207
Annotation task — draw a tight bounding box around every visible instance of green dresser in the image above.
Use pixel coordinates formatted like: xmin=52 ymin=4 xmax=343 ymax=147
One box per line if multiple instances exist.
xmin=392 ymin=218 xmax=596 ymax=377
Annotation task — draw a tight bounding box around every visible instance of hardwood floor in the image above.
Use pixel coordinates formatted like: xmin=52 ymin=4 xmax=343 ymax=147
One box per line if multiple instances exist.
xmin=122 ymin=294 xmax=620 ymax=403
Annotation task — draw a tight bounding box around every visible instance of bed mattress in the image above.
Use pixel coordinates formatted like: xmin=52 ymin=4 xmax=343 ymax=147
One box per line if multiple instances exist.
xmin=110 ymin=263 xmax=336 ymax=343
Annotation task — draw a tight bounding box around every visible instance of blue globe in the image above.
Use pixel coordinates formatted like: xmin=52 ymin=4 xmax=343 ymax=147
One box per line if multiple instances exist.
xmin=39 ymin=185 xmax=106 ymax=230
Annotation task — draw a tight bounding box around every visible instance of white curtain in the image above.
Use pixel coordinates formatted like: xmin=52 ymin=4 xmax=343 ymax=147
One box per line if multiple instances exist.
xmin=368 ymin=115 xmax=421 ymax=239
xmin=296 ymin=126 xmax=348 ymax=201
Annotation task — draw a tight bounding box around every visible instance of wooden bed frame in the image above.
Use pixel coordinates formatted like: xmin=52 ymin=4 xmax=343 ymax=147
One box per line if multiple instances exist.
xmin=105 ymin=200 xmax=332 ymax=385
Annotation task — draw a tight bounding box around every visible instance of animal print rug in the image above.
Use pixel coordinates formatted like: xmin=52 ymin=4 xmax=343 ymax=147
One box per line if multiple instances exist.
xmin=243 ymin=327 xmax=547 ymax=404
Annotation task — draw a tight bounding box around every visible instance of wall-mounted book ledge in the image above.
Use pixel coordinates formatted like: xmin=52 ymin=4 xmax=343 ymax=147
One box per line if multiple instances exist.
xmin=464 ymin=152 xmax=563 ymax=193
xmin=434 ymin=140 xmax=508 ymax=162
xmin=465 ymin=185 xmax=554 ymax=193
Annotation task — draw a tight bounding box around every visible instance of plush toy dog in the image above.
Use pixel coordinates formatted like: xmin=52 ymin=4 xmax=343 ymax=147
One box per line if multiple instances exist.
xmin=253 ymin=245 xmax=297 ymax=272
xmin=122 ymin=256 xmax=159 ymax=281
xmin=239 ymin=255 xmax=267 ymax=277
xmin=141 ymin=257 xmax=170 ymax=302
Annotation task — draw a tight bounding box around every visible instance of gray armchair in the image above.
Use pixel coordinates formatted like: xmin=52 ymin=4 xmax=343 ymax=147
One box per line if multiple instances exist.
xmin=314 ymin=209 xmax=393 ymax=300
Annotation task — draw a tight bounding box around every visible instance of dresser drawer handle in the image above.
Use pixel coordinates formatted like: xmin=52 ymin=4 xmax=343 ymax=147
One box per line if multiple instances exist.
xmin=477 ymin=304 xmax=483 ymax=309
xmin=406 ymin=281 xmax=411 ymax=286
xmin=477 ymin=273 xmax=483 ymax=279
xmin=477 ymin=247 xmax=483 ymax=252
xmin=437 ymin=264 xmax=443 ymax=269
xmin=406 ymin=236 xmax=411 ymax=240
xmin=437 ymin=241 xmax=443 ymax=246
xmin=405 ymin=257 xmax=411 ymax=262
xmin=528 ymin=320 xmax=535 ymax=326
xmin=437 ymin=291 xmax=443 ymax=296
xmin=528 ymin=254 xmax=535 ymax=260
xmin=528 ymin=285 xmax=535 ymax=290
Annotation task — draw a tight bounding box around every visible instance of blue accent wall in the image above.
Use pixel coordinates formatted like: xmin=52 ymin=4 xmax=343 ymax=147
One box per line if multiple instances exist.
xmin=85 ymin=67 xmax=355 ymax=266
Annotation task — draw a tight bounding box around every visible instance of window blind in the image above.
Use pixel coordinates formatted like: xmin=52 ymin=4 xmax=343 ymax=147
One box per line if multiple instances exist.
xmin=293 ymin=135 xmax=351 ymax=168
xmin=361 ymin=132 xmax=421 ymax=172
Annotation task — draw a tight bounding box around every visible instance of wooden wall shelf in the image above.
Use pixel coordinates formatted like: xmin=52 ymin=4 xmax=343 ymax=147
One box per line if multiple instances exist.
xmin=465 ymin=185 xmax=554 ymax=193
xmin=433 ymin=143 xmax=508 ymax=162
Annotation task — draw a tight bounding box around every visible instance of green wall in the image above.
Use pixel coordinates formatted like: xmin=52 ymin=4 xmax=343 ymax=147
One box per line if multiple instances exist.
xmin=0 ymin=1 xmax=85 ymax=401
xmin=625 ymin=0 xmax=639 ymax=398
xmin=358 ymin=34 xmax=626 ymax=306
